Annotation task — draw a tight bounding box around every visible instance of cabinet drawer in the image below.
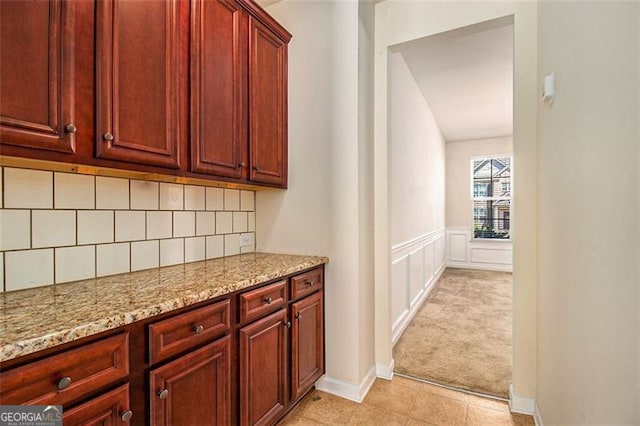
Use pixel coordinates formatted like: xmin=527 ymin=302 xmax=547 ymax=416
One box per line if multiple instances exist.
xmin=149 ymin=299 xmax=230 ymax=365
xmin=239 ymin=279 xmax=287 ymax=323
xmin=291 ymin=267 xmax=323 ymax=300
xmin=0 ymin=333 xmax=129 ymax=406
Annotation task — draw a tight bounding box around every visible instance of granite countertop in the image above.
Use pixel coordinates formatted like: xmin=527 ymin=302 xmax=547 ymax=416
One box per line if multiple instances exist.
xmin=0 ymin=252 xmax=329 ymax=363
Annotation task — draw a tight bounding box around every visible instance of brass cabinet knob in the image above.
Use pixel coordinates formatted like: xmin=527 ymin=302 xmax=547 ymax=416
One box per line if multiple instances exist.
xmin=283 ymin=321 xmax=291 ymax=329
xmin=253 ymin=165 xmax=259 ymax=171
xmin=296 ymin=312 xmax=302 ymax=320
xmin=238 ymin=162 xmax=246 ymax=168
xmin=193 ymin=324 xmax=204 ymax=334
xmin=103 ymin=132 xmax=114 ymax=141
xmin=263 ymin=296 xmax=272 ymax=305
xmin=65 ymin=123 xmax=77 ymax=133
xmin=120 ymin=410 xmax=133 ymax=422
xmin=157 ymin=389 xmax=169 ymax=400
xmin=304 ymin=280 xmax=313 ymax=287
xmin=56 ymin=376 xmax=72 ymax=390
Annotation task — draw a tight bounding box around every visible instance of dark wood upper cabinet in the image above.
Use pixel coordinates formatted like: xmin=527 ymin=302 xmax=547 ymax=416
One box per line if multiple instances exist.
xmin=95 ymin=0 xmax=181 ymax=169
xmin=149 ymin=336 xmax=231 ymax=426
xmin=190 ymin=0 xmax=248 ymax=179
xmin=0 ymin=0 xmax=76 ymax=154
xmin=248 ymin=16 xmax=288 ymax=187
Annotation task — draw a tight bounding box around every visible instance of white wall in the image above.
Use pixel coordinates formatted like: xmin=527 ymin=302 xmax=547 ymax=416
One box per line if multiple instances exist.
xmin=375 ymin=0 xmax=538 ymax=399
xmin=445 ymin=137 xmax=513 ymax=272
xmin=537 ymin=2 xmax=639 ymax=423
xmin=388 ymin=50 xmax=446 ymax=345
xmin=257 ymin=0 xmax=376 ymax=400
xmin=446 ymin=136 xmax=512 ymax=228
xmin=389 ymin=52 xmax=446 ymax=247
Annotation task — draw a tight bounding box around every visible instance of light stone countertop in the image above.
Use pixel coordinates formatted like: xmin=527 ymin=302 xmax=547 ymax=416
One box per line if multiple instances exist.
xmin=0 ymin=252 xmax=329 ymax=363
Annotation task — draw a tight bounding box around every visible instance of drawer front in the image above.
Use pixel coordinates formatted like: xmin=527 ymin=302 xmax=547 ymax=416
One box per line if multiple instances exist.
xmin=149 ymin=299 xmax=231 ymax=365
xmin=63 ymin=384 xmax=131 ymax=425
xmin=239 ymin=279 xmax=287 ymax=323
xmin=291 ymin=267 xmax=323 ymax=300
xmin=0 ymin=333 xmax=129 ymax=406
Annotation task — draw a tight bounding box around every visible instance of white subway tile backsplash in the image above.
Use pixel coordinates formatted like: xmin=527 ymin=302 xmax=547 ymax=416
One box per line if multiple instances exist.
xmin=248 ymin=212 xmax=256 ymax=232
xmin=185 ymin=237 xmax=205 ymax=262
xmin=160 ymin=238 xmax=184 ymax=266
xmin=0 ymin=210 xmax=30 ymax=251
xmin=160 ymin=183 xmax=183 ymax=210
xmin=206 ymin=187 xmax=224 ymax=211
xmin=0 ymin=168 xmax=257 ymax=291
xmin=32 ymin=210 xmax=76 ymax=248
xmin=240 ymin=190 xmax=255 ymax=211
xmin=224 ymin=234 xmax=240 ymax=256
xmin=5 ymin=248 xmax=54 ymax=291
xmin=55 ymin=173 xmax=95 ymax=209
xmin=205 ymin=235 xmax=224 ymax=259
xmin=78 ymin=211 xmax=114 ymax=245
xmin=4 ymin=168 xmax=53 ymax=209
xmin=224 ymin=189 xmax=239 ymax=211
xmin=185 ymin=186 xmax=205 ymax=211
xmin=131 ymin=240 xmax=159 ymax=271
xmin=131 ymin=180 xmax=159 ymax=210
xmin=233 ymin=212 xmax=248 ymax=233
xmin=196 ymin=211 xmax=215 ymax=236
xmin=115 ymin=211 xmax=146 ymax=242
xmin=97 ymin=243 xmax=130 ymax=277
xmin=96 ymin=177 xmax=129 ymax=210
xmin=55 ymin=245 xmax=95 ymax=283
xmin=147 ymin=211 xmax=172 ymax=240
xmin=216 ymin=212 xmax=233 ymax=234
xmin=173 ymin=211 xmax=195 ymax=238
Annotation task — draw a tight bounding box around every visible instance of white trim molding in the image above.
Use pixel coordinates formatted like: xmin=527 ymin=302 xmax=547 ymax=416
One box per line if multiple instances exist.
xmin=445 ymin=227 xmax=512 ymax=272
xmin=315 ymin=365 xmax=377 ymax=403
xmin=533 ymin=402 xmax=544 ymax=426
xmin=375 ymin=359 xmax=395 ymax=380
xmin=509 ymin=384 xmax=536 ymax=415
xmin=391 ymin=229 xmax=446 ymax=345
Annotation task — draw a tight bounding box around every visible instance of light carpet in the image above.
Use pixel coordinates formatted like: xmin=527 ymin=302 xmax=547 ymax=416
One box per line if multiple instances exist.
xmin=393 ymin=268 xmax=512 ymax=398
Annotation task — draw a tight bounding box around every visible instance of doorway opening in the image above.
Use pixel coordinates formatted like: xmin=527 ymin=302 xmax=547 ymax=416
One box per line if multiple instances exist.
xmin=388 ymin=17 xmax=514 ymax=398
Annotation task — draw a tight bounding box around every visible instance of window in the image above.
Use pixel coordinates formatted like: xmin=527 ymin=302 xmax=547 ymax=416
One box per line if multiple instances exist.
xmin=472 ymin=156 xmax=511 ymax=239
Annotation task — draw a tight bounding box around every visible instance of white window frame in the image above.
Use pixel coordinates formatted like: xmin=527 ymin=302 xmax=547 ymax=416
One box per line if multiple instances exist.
xmin=470 ymin=154 xmax=512 ymax=241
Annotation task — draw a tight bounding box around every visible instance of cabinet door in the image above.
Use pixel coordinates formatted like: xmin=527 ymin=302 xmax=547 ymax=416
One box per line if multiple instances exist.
xmin=95 ymin=0 xmax=181 ymax=169
xmin=149 ymin=336 xmax=230 ymax=426
xmin=291 ymin=291 xmax=324 ymax=401
xmin=191 ymin=0 xmax=248 ymax=179
xmin=248 ymin=17 xmax=288 ymax=187
xmin=240 ymin=308 xmax=287 ymax=426
xmin=0 ymin=0 xmax=76 ymax=154
xmin=63 ymin=384 xmax=131 ymax=426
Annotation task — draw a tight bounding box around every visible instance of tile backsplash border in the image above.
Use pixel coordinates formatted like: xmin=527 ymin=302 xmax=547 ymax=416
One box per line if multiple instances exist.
xmin=0 ymin=167 xmax=256 ymax=292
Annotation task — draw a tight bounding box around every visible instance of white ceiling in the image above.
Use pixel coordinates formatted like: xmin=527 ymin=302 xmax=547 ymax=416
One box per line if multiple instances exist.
xmin=397 ymin=23 xmax=514 ymax=142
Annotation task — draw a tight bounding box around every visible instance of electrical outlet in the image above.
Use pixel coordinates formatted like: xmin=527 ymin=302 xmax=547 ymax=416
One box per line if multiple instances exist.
xmin=240 ymin=233 xmax=254 ymax=247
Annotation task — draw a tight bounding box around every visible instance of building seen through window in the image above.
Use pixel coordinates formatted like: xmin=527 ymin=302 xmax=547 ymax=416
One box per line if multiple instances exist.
xmin=472 ymin=156 xmax=511 ymax=239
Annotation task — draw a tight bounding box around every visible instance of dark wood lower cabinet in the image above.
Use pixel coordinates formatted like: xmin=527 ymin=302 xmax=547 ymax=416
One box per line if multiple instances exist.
xmin=240 ymin=308 xmax=288 ymax=426
xmin=149 ymin=336 xmax=231 ymax=426
xmin=62 ymin=384 xmax=131 ymax=426
xmin=291 ymin=291 xmax=324 ymax=401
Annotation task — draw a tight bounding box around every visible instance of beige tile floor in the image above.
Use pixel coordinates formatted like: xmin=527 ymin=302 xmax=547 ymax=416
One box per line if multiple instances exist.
xmin=278 ymin=375 xmax=534 ymax=426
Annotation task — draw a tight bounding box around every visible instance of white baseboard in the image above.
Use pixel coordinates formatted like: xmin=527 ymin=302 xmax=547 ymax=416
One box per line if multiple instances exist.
xmin=392 ymin=264 xmax=445 ymax=345
xmin=446 ymin=261 xmax=512 ymax=272
xmin=315 ymin=365 xmax=377 ymax=403
xmin=375 ymin=359 xmax=395 ymax=380
xmin=509 ymin=384 xmax=535 ymax=415
xmin=533 ymin=401 xmax=544 ymax=426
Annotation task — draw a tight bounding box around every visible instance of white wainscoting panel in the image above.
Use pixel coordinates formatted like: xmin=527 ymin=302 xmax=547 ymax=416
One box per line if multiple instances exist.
xmin=391 ymin=229 xmax=445 ymax=345
xmin=445 ymin=227 xmax=512 ymax=272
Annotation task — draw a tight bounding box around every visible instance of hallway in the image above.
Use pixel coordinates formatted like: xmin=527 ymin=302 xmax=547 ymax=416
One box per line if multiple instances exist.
xmin=394 ymin=268 xmax=512 ymax=398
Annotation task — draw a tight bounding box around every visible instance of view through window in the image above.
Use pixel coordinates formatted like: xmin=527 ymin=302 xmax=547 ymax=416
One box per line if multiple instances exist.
xmin=472 ymin=156 xmax=511 ymax=239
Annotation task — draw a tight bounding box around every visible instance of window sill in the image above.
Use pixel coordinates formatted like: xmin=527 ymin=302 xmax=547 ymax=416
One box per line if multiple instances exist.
xmin=471 ymin=238 xmax=512 ymax=243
